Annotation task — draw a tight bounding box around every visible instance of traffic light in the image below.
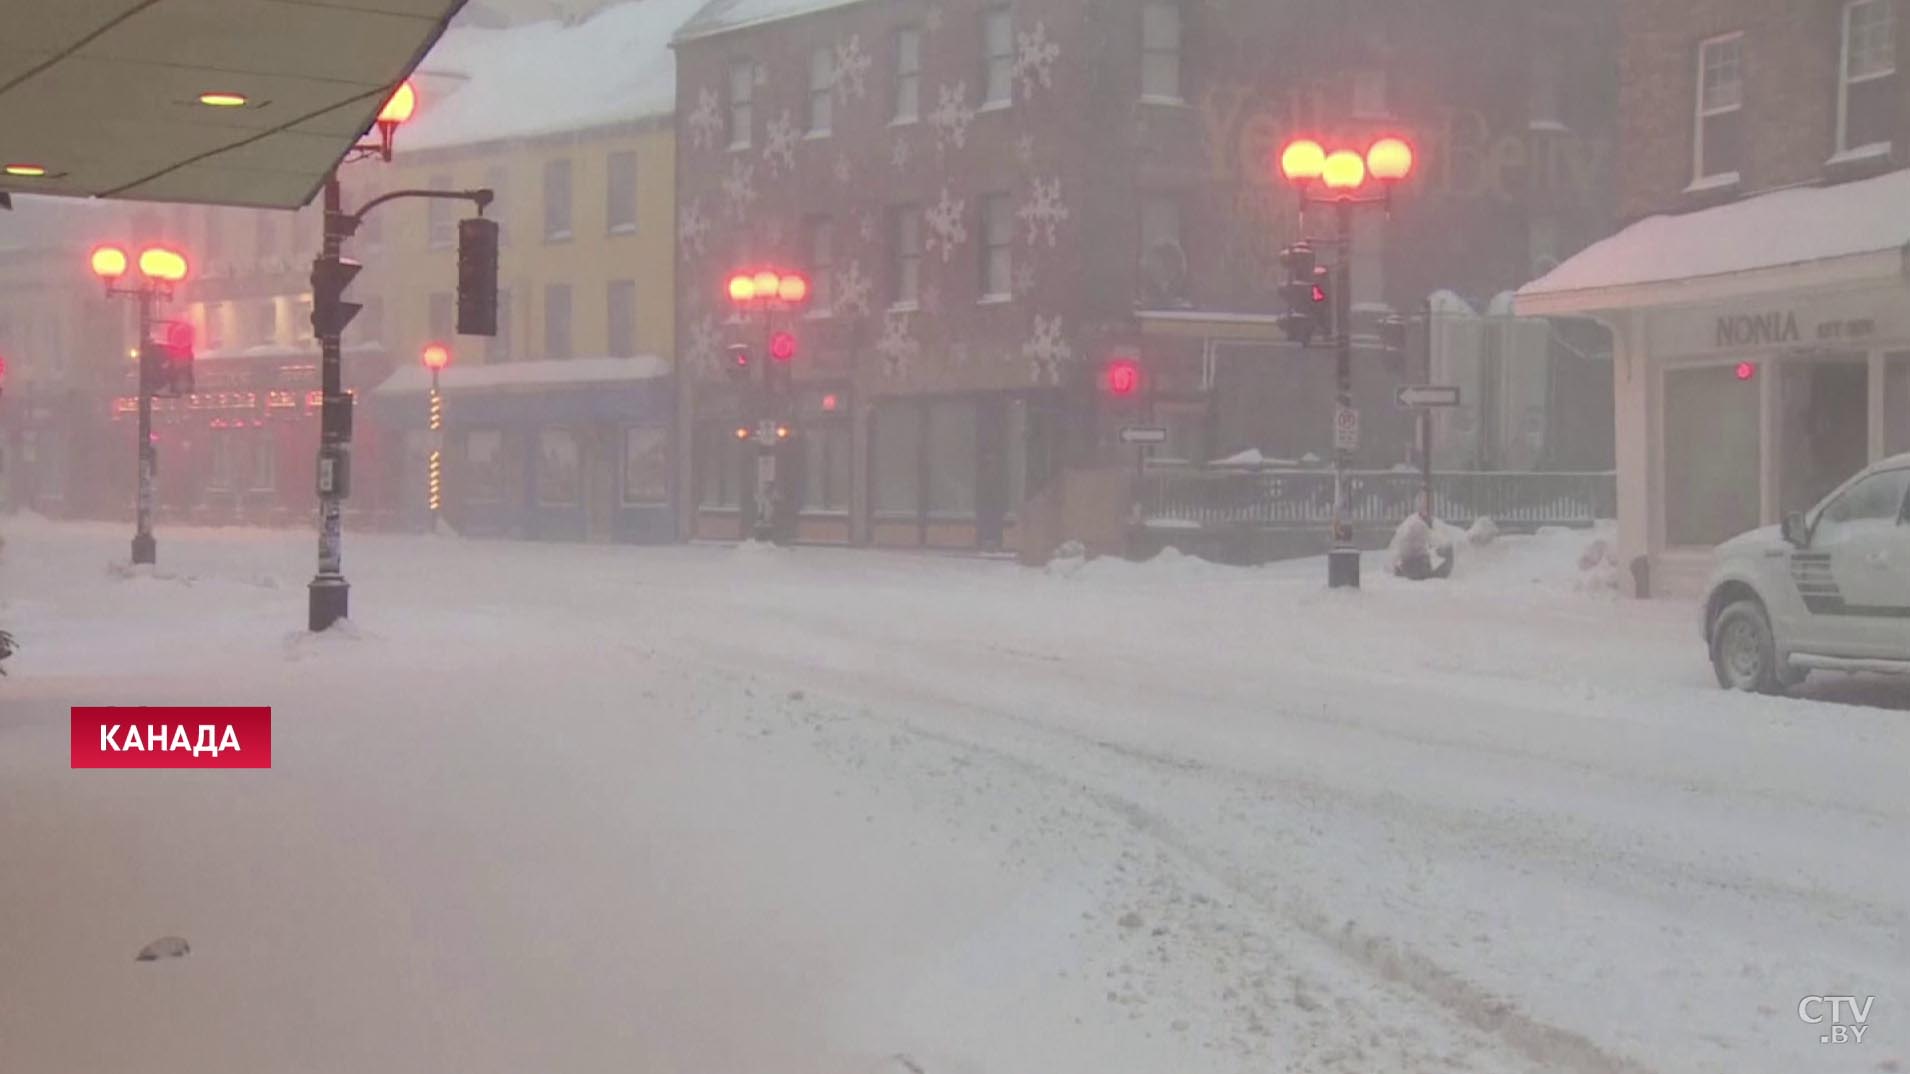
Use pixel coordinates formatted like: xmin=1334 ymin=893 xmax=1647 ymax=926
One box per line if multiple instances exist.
xmin=310 ymin=256 xmax=363 ymax=338
xmin=145 ymin=320 xmax=195 ymax=397
xmin=769 ymin=330 xmax=797 ymax=362
xmin=726 ymin=343 xmax=752 ymax=380
xmin=0 ymin=352 xmax=7 ymax=399
xmin=1277 ymin=242 xmax=1331 ymax=345
xmin=457 ymin=217 xmax=499 ymax=337
xmin=1103 ymin=354 xmax=1143 ymax=398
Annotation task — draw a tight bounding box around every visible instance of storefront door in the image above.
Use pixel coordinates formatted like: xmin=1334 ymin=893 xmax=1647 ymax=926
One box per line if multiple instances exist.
xmin=1778 ymin=357 xmax=1869 ymax=517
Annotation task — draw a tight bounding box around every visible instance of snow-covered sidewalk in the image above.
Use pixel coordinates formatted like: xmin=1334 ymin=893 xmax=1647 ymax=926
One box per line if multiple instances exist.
xmin=0 ymin=518 xmax=1903 ymax=1074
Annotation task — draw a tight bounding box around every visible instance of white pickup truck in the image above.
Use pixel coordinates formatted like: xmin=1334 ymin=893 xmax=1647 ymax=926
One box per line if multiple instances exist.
xmin=1703 ymin=453 xmax=1910 ymax=692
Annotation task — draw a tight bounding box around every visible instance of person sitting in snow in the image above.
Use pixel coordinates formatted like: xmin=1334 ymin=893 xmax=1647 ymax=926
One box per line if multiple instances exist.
xmin=1392 ymin=514 xmax=1454 ymax=581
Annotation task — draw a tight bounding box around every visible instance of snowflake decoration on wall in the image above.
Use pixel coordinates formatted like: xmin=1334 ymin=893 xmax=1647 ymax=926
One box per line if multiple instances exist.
xmin=833 ymin=33 xmax=871 ymax=102
xmin=1015 ymin=177 xmax=1070 ymax=247
xmin=858 ymin=208 xmax=879 ymax=244
xmin=1014 ymin=134 xmax=1037 ymax=168
xmin=875 ymin=311 xmax=920 ymax=377
xmin=722 ymin=157 xmax=757 ymax=221
xmin=928 ymin=81 xmax=975 ymax=153
xmin=687 ymin=89 xmax=723 ymax=151
xmin=686 ymin=314 xmax=721 ymax=377
xmin=834 ymin=260 xmax=873 ymax=319
xmin=924 ymin=3 xmax=944 ymax=32
xmin=678 ymin=199 xmax=709 ymax=258
xmin=924 ymin=188 xmax=967 ymax=263
xmin=921 ymin=282 xmax=943 ymax=316
xmin=763 ymin=111 xmax=799 ymax=176
xmin=890 ymin=134 xmax=912 ymax=171
xmin=1014 ymin=22 xmax=1060 ymax=100
xmin=1023 ymin=314 xmax=1073 ymax=385
xmin=833 ymin=153 xmax=854 ymax=186
xmin=1013 ymin=261 xmax=1037 ymax=298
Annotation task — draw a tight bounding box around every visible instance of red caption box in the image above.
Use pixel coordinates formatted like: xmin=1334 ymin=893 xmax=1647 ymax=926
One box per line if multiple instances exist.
xmin=71 ymin=707 xmax=272 ymax=769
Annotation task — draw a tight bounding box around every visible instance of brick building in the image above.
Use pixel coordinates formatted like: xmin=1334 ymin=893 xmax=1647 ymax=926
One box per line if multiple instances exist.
xmin=1522 ymin=0 xmax=1910 ymax=595
xmin=672 ymin=0 xmax=1617 ymax=551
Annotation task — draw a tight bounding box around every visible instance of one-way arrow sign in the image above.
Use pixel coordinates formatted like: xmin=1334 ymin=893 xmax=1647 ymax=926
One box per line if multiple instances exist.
xmin=1119 ymin=426 xmax=1168 ymax=445
xmin=1396 ymin=384 xmax=1462 ymax=408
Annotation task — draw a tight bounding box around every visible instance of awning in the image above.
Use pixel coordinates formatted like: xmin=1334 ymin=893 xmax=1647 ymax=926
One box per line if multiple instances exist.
xmin=1516 ymin=167 xmax=1910 ymax=317
xmin=0 ymin=0 xmax=467 ymax=210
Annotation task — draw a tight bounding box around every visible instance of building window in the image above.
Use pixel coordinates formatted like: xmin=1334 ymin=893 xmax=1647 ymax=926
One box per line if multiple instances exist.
xmin=483 ymin=165 xmax=508 ymax=245
xmin=809 ymin=46 xmax=835 ymax=135
xmin=251 ymin=432 xmax=277 ymax=492
xmin=202 ymin=302 xmax=225 ymax=351
xmin=606 ymin=150 xmax=638 ymax=234
xmin=983 ymin=6 xmax=1014 ymax=106
xmin=1840 ymin=0 xmax=1897 ymax=155
xmin=536 ymin=428 xmax=581 ymax=506
xmin=622 ymin=426 xmax=669 ymax=505
xmin=607 ymin=279 xmax=637 ymax=357
xmin=894 ymin=26 xmax=922 ymax=122
xmin=1694 ymin=33 xmax=1744 ymax=184
xmin=543 ymin=157 xmax=573 ymax=241
xmin=427 ymin=173 xmax=453 ymax=248
xmin=873 ymin=401 xmax=922 ymax=514
xmin=464 ymin=430 xmax=505 ymax=504
xmin=926 ymin=398 xmax=978 ymax=518
xmin=801 ymin=411 xmax=851 ymax=513
xmin=1665 ymin=363 xmax=1760 ymax=546
xmin=428 ymin=291 xmax=454 ymax=342
xmin=1138 ymin=194 xmax=1187 ymax=306
xmin=728 ymin=60 xmax=754 ymax=149
xmin=891 ymin=205 xmax=922 ymax=307
xmin=1351 ymin=70 xmax=1390 ymax=118
xmin=1141 ymin=2 xmax=1183 ymax=101
xmin=208 ymin=431 xmax=237 ymax=492
xmin=1889 ymin=352 xmax=1910 ymax=457
xmin=488 ymin=288 xmax=512 ymax=361
xmin=543 ymin=283 xmax=572 ymax=359
xmin=980 ymin=193 xmax=1013 ymax=300
xmin=807 ymin=216 xmax=835 ymax=314
xmin=250 ymin=301 xmax=278 ymax=347
xmin=698 ymin=419 xmax=741 ymax=508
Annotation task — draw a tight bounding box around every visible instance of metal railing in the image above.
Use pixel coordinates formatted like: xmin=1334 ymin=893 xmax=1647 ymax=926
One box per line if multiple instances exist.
xmin=1139 ymin=465 xmax=1615 ymax=530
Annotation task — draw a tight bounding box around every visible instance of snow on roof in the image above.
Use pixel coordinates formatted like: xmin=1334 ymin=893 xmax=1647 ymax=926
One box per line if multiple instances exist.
xmin=400 ymin=0 xmax=709 ymax=152
xmin=673 ymin=0 xmax=867 ymax=42
xmin=374 ymin=355 xmax=670 ymax=394
xmin=1518 ymin=167 xmax=1910 ymax=308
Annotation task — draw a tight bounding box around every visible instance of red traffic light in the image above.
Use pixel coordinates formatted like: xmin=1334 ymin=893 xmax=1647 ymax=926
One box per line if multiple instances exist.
xmin=1105 ymin=357 xmax=1142 ymax=397
xmin=1309 ymin=283 xmax=1327 ymax=303
xmin=163 ymin=320 xmax=194 ymax=353
xmin=769 ymin=331 xmax=798 ymax=362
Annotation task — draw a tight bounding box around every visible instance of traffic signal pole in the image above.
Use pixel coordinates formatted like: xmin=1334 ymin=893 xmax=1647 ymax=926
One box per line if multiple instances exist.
xmin=132 ymin=288 xmax=156 ymax=565
xmin=1328 ymin=199 xmax=1359 ymax=589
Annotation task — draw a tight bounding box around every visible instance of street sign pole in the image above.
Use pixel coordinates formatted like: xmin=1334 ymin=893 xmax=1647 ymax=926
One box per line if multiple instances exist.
xmin=1393 ymin=385 xmax=1461 ymax=524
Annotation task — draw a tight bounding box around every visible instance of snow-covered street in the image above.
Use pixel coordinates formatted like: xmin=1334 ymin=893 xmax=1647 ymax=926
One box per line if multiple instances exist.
xmin=0 ymin=519 xmax=1903 ymax=1074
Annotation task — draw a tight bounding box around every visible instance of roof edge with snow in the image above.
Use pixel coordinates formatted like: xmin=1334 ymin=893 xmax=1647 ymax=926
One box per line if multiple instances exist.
xmin=673 ymin=0 xmax=871 ymax=44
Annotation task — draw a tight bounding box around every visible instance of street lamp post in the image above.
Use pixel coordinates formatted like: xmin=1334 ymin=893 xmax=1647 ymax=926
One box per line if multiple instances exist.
xmin=421 ymin=343 xmax=450 ymax=529
xmin=1278 ymin=135 xmax=1416 ymax=590
xmin=723 ymin=268 xmax=810 ymax=542
xmin=306 ymin=79 xmax=495 ymax=631
xmin=89 ymin=243 xmax=189 ymax=565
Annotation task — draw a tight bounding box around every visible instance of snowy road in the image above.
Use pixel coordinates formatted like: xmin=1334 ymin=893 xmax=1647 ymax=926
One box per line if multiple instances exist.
xmin=0 ymin=518 xmax=1904 ymax=1074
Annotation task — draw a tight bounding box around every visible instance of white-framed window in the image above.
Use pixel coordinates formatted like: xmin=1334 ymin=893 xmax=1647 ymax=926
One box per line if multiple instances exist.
xmin=980 ymin=193 xmax=1013 ymax=300
xmin=728 ymin=60 xmax=754 ymax=149
xmin=464 ymin=429 xmax=505 ymax=504
xmin=483 ymin=165 xmax=509 ymax=245
xmin=1694 ymin=33 xmax=1745 ymax=184
xmin=207 ymin=431 xmax=237 ymax=491
xmin=1839 ymin=0 xmax=1897 ymax=155
xmin=894 ymin=26 xmax=922 ymax=122
xmin=543 ymin=157 xmax=573 ymax=241
xmin=1142 ymin=2 xmax=1183 ymax=102
xmin=983 ymin=6 xmax=1014 ymax=107
xmin=622 ymin=425 xmax=670 ymax=505
xmin=426 ymin=173 xmax=453 ymax=248
xmin=807 ymin=215 xmax=835 ymax=314
xmin=251 ymin=431 xmax=276 ymax=491
xmin=543 ymin=283 xmax=572 ymax=359
xmin=536 ymin=428 xmax=581 ymax=506
xmin=606 ymin=150 xmax=638 ymax=234
xmin=891 ymin=205 xmax=922 ymax=308
xmin=809 ymin=46 xmax=835 ymax=135
xmin=606 ymin=279 xmax=637 ymax=357
xmin=488 ymin=288 xmax=512 ymax=361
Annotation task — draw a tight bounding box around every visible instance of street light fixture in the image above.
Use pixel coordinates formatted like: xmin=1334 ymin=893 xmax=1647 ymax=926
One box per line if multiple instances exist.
xmin=420 ymin=342 xmax=450 ymax=525
xmin=88 ymin=240 xmax=193 ymax=565
xmin=722 ymin=265 xmax=812 ymax=542
xmin=1275 ymin=133 xmax=1419 ymax=591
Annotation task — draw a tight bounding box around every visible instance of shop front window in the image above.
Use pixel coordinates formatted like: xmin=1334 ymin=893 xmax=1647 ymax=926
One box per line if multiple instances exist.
xmin=1664 ymin=363 xmax=1761 ymax=547
xmin=872 ymin=401 xmax=922 ymax=515
xmin=464 ymin=430 xmax=505 ymax=504
xmin=926 ymin=398 xmax=978 ymax=518
xmin=801 ymin=422 xmax=852 ymax=513
xmin=622 ymin=426 xmax=669 ymax=505
xmin=1778 ymin=357 xmax=1869 ymax=516
xmin=1886 ymin=351 xmax=1910 ymax=457
xmin=537 ymin=429 xmax=581 ymax=506
xmin=697 ymin=420 xmax=740 ymax=509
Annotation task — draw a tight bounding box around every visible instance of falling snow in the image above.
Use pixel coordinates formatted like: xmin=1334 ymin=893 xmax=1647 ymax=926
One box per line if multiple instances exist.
xmin=928 ymin=81 xmax=976 ymax=153
xmin=925 ymin=188 xmax=968 ymax=263
xmin=1016 ymin=177 xmax=1070 ymax=247
xmin=875 ymin=310 xmax=920 ymax=377
xmin=1022 ymin=314 xmax=1073 ymax=384
xmin=763 ymin=111 xmax=799 ymax=176
xmin=722 ymin=157 xmax=757 ymax=221
xmin=833 ymin=33 xmax=871 ymax=102
xmin=687 ymin=88 xmax=723 ymax=151
xmin=686 ymin=313 xmax=722 ymax=376
xmin=1014 ymin=22 xmax=1060 ymax=100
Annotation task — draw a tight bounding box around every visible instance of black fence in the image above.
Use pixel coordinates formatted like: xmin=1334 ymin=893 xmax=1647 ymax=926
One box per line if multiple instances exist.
xmin=1139 ymin=466 xmax=1616 ymax=532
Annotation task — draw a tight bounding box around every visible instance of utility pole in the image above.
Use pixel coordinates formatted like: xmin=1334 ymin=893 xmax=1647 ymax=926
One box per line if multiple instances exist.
xmin=132 ymin=288 xmax=156 ymax=565
xmin=1328 ymin=198 xmax=1358 ymax=588
xmin=309 ymin=174 xmax=355 ymax=631
xmin=88 ymin=243 xmax=188 ymax=565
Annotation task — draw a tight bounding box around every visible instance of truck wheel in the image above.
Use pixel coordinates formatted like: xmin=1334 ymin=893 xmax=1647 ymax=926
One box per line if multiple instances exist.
xmin=1712 ymin=600 xmax=1784 ymax=694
